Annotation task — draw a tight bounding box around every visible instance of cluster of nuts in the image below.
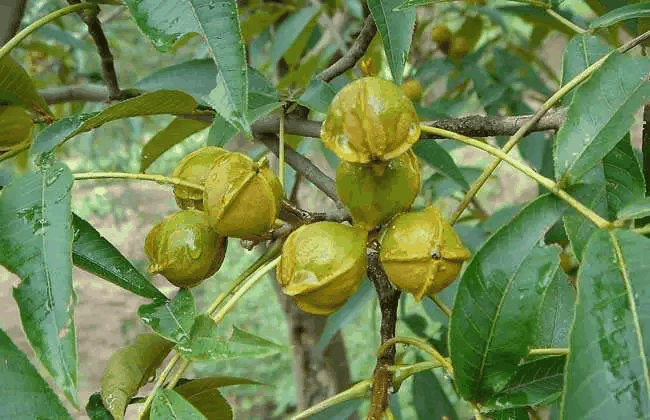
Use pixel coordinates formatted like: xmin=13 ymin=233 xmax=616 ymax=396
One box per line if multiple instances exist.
xmin=277 ymin=77 xmax=471 ymax=315
xmin=145 ymin=146 xmax=283 ymax=288
xmin=430 ymin=25 xmax=472 ymax=60
xmin=146 ymin=76 xmax=470 ymax=314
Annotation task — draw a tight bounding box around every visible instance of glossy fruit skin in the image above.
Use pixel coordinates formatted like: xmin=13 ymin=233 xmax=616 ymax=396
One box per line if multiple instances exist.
xmin=336 ymin=149 xmax=420 ymax=231
xmin=277 ymin=222 xmax=368 ymax=315
xmin=203 ymin=152 xmax=283 ymax=238
xmin=145 ymin=210 xmax=227 ymax=288
xmin=320 ymin=77 xmax=421 ymax=164
xmin=401 ymin=80 xmax=424 ymax=103
xmin=379 ymin=206 xmax=471 ymax=300
xmin=172 ymin=146 xmax=228 ymax=210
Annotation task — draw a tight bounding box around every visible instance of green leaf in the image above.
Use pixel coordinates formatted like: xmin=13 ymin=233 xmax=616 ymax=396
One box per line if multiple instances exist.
xmin=368 ymin=0 xmax=416 ymax=84
xmin=0 ymin=163 xmax=78 ymax=406
xmin=564 ymin=134 xmax=643 ymax=259
xmin=173 ymin=383 xmax=232 ymax=420
xmin=318 ymin=278 xmax=374 ymax=350
xmin=176 ymin=314 xmax=286 ymax=361
xmin=484 ymin=356 xmax=566 ymax=409
xmin=136 ymin=59 xmax=221 ymax=101
xmin=484 ymin=407 xmax=529 ymax=420
xmin=138 ymin=289 xmax=196 ymax=343
xmin=562 ymin=229 xmax=650 ymax=419
xmin=394 ymin=0 xmax=441 ymax=11
xmin=151 ymin=389 xmax=207 ymax=420
xmin=140 ymin=118 xmax=210 ymax=172
xmin=100 ymin=334 xmax=174 ymax=420
xmin=72 ymin=213 xmax=166 ymax=300
xmin=412 ymin=360 xmax=459 ymax=420
xmin=297 ymin=78 xmax=337 ymax=114
xmin=85 ymin=393 xmax=114 ymax=420
xmin=534 ymin=270 xmax=575 ymax=349
xmin=560 ymin=34 xmax=611 ymax=105
xmin=449 ymin=194 xmax=568 ymax=402
xmin=31 ymin=90 xmax=198 ymax=155
xmin=0 ymin=105 xmax=33 ymax=151
xmin=498 ymin=6 xmax=576 ymax=37
xmin=0 ymin=328 xmax=70 ymax=419
xmin=617 ymin=197 xmax=650 ymax=221
xmin=0 ymin=56 xmax=53 ymax=117
xmin=554 ymin=54 xmax=650 ymax=186
xmin=414 ymin=141 xmax=469 ymax=190
xmin=589 ymin=2 xmax=650 ymax=29
xmin=269 ymin=6 xmax=320 ymax=65
xmin=240 ymin=3 xmax=294 ymax=42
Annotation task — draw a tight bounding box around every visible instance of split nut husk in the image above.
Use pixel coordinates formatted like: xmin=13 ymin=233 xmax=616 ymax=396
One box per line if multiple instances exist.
xmin=379 ymin=206 xmax=471 ymax=300
xmin=172 ymin=146 xmax=228 ymax=210
xmin=145 ymin=210 xmax=227 ymax=288
xmin=277 ymin=222 xmax=368 ymax=315
xmin=336 ymin=149 xmax=420 ymax=231
xmin=320 ymin=77 xmax=421 ymax=163
xmin=203 ymin=152 xmax=283 ymax=238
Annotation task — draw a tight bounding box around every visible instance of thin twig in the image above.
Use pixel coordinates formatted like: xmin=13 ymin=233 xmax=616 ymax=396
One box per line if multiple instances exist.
xmin=73 ymin=172 xmax=203 ymax=190
xmin=527 ymin=348 xmax=569 ymax=357
xmin=67 ymin=1 xmax=122 ymax=99
xmin=316 ymin=15 xmax=376 ymax=82
xmin=546 ymin=9 xmax=587 ymax=34
xmin=255 ymin=133 xmax=343 ymax=208
xmin=366 ymin=245 xmax=401 ymax=420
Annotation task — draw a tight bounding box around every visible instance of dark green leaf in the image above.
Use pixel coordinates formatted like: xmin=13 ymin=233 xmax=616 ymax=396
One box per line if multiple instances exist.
xmin=589 ymin=2 xmax=650 ymax=29
xmin=297 ymin=78 xmax=337 ymax=114
xmin=101 ymin=334 xmax=174 ymax=420
xmin=137 ymin=59 xmax=219 ymax=100
xmin=617 ymin=197 xmax=650 ymax=221
xmin=0 ymin=328 xmax=70 ymax=419
xmin=174 ymin=383 xmax=232 ymax=420
xmin=151 ymin=389 xmax=207 ymax=420
xmin=414 ymin=141 xmax=469 ymax=190
xmin=562 ymin=229 xmax=650 ymax=419
xmin=0 ymin=105 xmax=33 ymax=152
xmin=498 ymin=6 xmax=577 ymax=37
xmin=481 ymin=205 xmax=523 ymax=235
xmin=394 ymin=0 xmax=440 ymax=11
xmin=86 ymin=393 xmax=114 ymax=420
xmin=555 ymin=54 xmax=650 ymax=185
xmin=318 ymin=278 xmax=374 ymax=350
xmin=412 ymin=360 xmax=459 ymax=420
xmin=140 ymin=118 xmax=210 ymax=172
xmin=72 ymin=213 xmax=166 ymax=300
xmin=176 ymin=314 xmax=286 ymax=361
xmin=368 ymin=0 xmax=416 ymax=84
xmin=484 ymin=356 xmax=566 ymax=409
xmin=449 ymin=194 xmax=568 ymax=402
xmin=31 ymin=90 xmax=198 ymax=155
xmin=138 ymin=289 xmax=196 ymax=343
xmin=484 ymin=407 xmax=529 ymax=420
xmin=240 ymin=2 xmax=294 ymax=41
xmin=0 ymin=163 xmax=78 ymax=406
xmin=0 ymin=56 xmax=52 ymax=117
xmin=561 ymin=35 xmax=611 ymax=87
xmin=535 ymin=270 xmax=575 ymax=349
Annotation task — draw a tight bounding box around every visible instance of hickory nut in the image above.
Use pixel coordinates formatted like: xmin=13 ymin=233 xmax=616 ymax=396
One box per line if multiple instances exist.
xmin=171 ymin=146 xmax=228 ymax=210
xmin=203 ymin=152 xmax=283 ymax=238
xmin=320 ymin=77 xmax=421 ymax=163
xmin=379 ymin=206 xmax=470 ymax=300
xmin=277 ymin=222 xmax=368 ymax=315
xmin=336 ymin=149 xmax=420 ymax=231
xmin=145 ymin=210 xmax=227 ymax=288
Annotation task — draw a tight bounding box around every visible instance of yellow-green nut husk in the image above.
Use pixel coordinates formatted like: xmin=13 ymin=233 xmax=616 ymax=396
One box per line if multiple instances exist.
xmin=145 ymin=210 xmax=227 ymax=288
xmin=379 ymin=206 xmax=471 ymax=300
xmin=277 ymin=222 xmax=368 ymax=315
xmin=401 ymin=79 xmax=424 ymax=103
xmin=203 ymin=152 xmax=283 ymax=238
xmin=430 ymin=25 xmax=452 ymax=55
xmin=171 ymin=146 xmax=228 ymax=210
xmin=336 ymin=149 xmax=421 ymax=231
xmin=320 ymin=77 xmax=421 ymax=164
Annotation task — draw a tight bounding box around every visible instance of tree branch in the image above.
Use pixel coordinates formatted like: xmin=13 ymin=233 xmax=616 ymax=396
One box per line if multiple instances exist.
xmin=366 ymin=245 xmax=401 ymax=420
xmin=316 ymin=15 xmax=376 ymax=82
xmin=68 ymin=1 xmax=122 ymax=99
xmin=38 ymin=84 xmax=110 ymax=103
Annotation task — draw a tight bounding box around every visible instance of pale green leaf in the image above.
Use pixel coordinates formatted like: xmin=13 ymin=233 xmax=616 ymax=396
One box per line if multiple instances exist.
xmin=138 ymin=289 xmax=197 ymax=343
xmin=269 ymin=6 xmax=320 ymax=65
xmin=617 ymin=197 xmax=650 ymax=221
xmin=151 ymin=389 xmax=207 ymax=420
xmin=589 ymin=2 xmax=650 ymax=29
